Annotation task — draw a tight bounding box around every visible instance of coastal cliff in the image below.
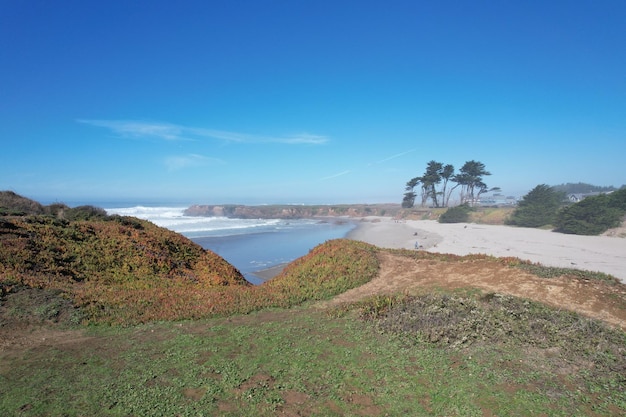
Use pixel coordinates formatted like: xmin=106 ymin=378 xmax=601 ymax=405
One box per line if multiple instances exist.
xmin=183 ymin=204 xmax=403 ymax=219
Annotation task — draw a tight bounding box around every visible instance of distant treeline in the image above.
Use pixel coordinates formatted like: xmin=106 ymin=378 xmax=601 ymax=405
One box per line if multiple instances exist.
xmin=437 ymin=184 xmax=626 ymax=235
xmin=506 ymin=185 xmax=626 ymax=235
xmin=552 ymin=182 xmax=624 ymax=194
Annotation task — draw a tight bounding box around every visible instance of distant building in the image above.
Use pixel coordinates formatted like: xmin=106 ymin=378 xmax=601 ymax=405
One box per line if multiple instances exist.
xmin=567 ymin=191 xmax=609 ymax=203
xmin=477 ymin=194 xmax=518 ymax=207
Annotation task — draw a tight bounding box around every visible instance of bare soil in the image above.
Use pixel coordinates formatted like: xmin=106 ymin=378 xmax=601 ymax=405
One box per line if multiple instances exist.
xmin=323 ymin=252 xmax=626 ymax=331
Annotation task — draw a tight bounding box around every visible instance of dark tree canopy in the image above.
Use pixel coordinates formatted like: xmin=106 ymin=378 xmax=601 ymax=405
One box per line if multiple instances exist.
xmin=555 ymin=190 xmax=626 ymax=235
xmin=607 ymin=188 xmax=626 ymax=211
xmin=555 ymin=194 xmax=623 ymax=235
xmin=506 ymin=184 xmax=565 ymax=228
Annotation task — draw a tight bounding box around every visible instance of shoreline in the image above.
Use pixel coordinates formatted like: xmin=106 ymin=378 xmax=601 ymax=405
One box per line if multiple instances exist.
xmin=248 ymin=217 xmax=359 ymax=282
xmin=250 ymin=216 xmax=626 ymax=283
xmin=252 ymin=263 xmax=289 ymax=281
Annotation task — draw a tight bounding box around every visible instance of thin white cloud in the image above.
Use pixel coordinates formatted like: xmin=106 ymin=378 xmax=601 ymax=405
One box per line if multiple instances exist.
xmin=282 ymin=133 xmax=329 ymax=145
xmin=318 ymin=149 xmax=415 ymax=182
xmin=186 ymin=128 xmax=328 ymax=144
xmin=320 ymin=170 xmax=351 ymax=181
xmin=78 ymin=119 xmax=191 ymax=141
xmin=78 ymin=119 xmax=329 ymax=145
xmin=371 ymin=148 xmax=417 ymax=165
xmin=164 ymin=154 xmax=224 ymax=171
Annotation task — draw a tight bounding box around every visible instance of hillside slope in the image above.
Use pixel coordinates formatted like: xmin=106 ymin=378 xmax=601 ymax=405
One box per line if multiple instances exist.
xmin=0 ymin=215 xmax=247 ymax=289
xmin=1 ymin=193 xmax=249 ymax=325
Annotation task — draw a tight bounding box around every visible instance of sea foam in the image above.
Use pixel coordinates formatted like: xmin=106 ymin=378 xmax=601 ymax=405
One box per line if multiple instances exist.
xmin=105 ymin=206 xmax=308 ymax=238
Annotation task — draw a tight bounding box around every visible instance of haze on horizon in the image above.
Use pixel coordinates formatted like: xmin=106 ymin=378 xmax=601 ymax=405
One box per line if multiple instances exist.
xmin=2 ymin=1 xmax=625 ymax=206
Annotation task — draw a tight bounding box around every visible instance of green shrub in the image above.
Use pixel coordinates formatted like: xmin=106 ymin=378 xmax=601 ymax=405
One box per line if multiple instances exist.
xmin=555 ymin=194 xmax=623 ymax=235
xmin=608 ymin=187 xmax=626 ymax=211
xmin=266 ymin=239 xmax=380 ymax=305
xmin=63 ymin=205 xmax=109 ymax=221
xmin=506 ymin=184 xmax=565 ymax=227
xmin=515 ymin=263 xmax=619 ymax=284
xmin=46 ymin=203 xmax=69 ymax=217
xmin=438 ymin=203 xmax=473 ymax=223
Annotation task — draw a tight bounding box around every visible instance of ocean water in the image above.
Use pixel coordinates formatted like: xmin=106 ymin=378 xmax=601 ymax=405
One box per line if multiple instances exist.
xmin=105 ymin=206 xmax=356 ymax=284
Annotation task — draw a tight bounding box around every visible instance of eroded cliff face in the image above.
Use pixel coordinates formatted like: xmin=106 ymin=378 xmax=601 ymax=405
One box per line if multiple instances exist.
xmin=183 ymin=204 xmax=402 ymax=219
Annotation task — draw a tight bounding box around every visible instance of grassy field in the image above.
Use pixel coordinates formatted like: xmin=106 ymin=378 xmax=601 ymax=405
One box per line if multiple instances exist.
xmin=2 ymin=290 xmax=625 ymax=416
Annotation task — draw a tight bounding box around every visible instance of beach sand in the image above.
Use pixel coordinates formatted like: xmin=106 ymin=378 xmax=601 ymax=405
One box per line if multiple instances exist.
xmin=347 ymin=217 xmax=626 ymax=283
xmin=252 ymin=264 xmax=288 ymax=282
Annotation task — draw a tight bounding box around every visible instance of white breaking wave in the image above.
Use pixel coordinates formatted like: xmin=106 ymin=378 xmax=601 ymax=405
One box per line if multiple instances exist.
xmin=104 ymin=206 xmax=316 ymax=238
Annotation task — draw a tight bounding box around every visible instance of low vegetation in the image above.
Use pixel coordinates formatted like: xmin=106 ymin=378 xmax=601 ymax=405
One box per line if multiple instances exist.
xmin=359 ymin=292 xmax=626 ymax=412
xmin=0 ymin=215 xmax=246 ymax=289
xmin=1 ymin=223 xmax=379 ymax=325
xmin=2 ymin=288 xmax=625 ymax=416
xmin=0 ymin=216 xmax=248 ymax=325
xmin=514 ymin=262 xmax=621 ymax=284
xmin=438 ymin=203 xmax=474 ymax=223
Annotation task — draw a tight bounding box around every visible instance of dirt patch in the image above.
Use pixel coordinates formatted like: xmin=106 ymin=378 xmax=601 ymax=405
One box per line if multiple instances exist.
xmin=182 ymin=387 xmax=207 ymax=401
xmin=234 ymin=373 xmax=275 ymax=395
xmin=282 ymin=389 xmax=309 ymax=405
xmin=323 ymin=252 xmax=626 ymax=330
xmin=344 ymin=392 xmax=382 ymax=416
xmin=0 ymin=287 xmax=88 ymax=351
xmin=604 ymin=223 xmax=626 ymax=238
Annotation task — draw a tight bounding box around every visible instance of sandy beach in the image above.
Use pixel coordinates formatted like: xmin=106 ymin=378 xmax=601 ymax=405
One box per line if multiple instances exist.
xmin=347 ymin=217 xmax=626 ymax=283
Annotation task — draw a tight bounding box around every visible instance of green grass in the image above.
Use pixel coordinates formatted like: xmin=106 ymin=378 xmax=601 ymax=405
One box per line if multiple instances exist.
xmin=2 ymin=294 xmax=625 ymax=416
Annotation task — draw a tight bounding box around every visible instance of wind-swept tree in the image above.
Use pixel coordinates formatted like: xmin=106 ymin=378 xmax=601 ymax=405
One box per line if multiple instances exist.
xmin=476 ymin=184 xmax=501 ymax=202
xmin=402 ymin=177 xmax=420 ymax=208
xmin=441 ymin=164 xmax=458 ymax=207
xmin=402 ymin=159 xmax=496 ymax=208
xmin=421 ymin=161 xmax=443 ymax=207
xmin=401 ymin=192 xmax=416 ymax=208
xmin=455 ymin=160 xmax=495 ymax=205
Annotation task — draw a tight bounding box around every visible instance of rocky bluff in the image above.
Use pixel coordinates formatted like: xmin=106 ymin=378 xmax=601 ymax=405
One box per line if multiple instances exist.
xmin=183 ymin=204 xmax=402 ymax=219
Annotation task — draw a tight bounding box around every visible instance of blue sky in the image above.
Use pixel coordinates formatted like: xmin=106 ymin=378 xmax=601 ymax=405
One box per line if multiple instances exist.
xmin=2 ymin=1 xmax=625 ymax=205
